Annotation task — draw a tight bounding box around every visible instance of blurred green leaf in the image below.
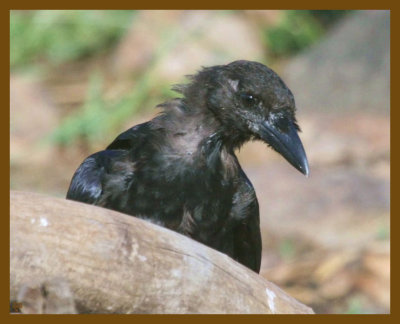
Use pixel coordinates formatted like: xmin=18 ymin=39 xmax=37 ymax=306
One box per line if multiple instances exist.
xmin=279 ymin=239 xmax=296 ymax=261
xmin=345 ymin=297 xmax=369 ymax=314
xmin=49 ymin=71 xmax=107 ymax=145
xmin=10 ymin=10 xmax=136 ymax=68
xmin=48 ymin=22 xmax=183 ymax=148
xmin=264 ymin=10 xmax=324 ymax=58
xmin=309 ymin=10 xmax=350 ymax=27
xmin=376 ymin=224 xmax=390 ymax=240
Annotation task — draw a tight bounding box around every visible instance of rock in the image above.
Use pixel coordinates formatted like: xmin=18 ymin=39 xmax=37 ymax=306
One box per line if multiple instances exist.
xmin=283 ymin=10 xmax=390 ymax=114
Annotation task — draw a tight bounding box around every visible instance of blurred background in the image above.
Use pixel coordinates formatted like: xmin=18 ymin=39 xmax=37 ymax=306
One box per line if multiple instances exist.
xmin=10 ymin=10 xmax=390 ymax=314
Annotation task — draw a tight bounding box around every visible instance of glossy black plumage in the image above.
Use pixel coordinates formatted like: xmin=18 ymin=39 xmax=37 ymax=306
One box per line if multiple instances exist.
xmin=67 ymin=60 xmax=309 ymax=273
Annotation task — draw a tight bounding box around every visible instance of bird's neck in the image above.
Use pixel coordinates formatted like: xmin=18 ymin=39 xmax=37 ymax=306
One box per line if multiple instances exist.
xmin=158 ymin=99 xmax=247 ymax=157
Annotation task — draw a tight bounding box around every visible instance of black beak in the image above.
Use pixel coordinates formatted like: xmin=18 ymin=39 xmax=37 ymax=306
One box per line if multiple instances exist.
xmin=259 ymin=118 xmax=309 ymax=176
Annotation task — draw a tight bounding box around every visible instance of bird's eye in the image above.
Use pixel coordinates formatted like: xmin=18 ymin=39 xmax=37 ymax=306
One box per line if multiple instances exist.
xmin=240 ymin=93 xmax=258 ymax=106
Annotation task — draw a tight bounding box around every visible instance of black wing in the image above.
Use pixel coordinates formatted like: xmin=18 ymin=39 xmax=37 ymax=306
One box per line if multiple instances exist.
xmin=66 ymin=150 xmax=132 ymax=205
xmin=67 ymin=123 xmax=149 ymax=205
xmin=231 ymin=170 xmax=262 ymax=273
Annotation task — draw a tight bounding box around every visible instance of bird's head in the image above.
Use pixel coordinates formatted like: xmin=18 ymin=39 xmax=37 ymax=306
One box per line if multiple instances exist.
xmin=176 ymin=60 xmax=309 ymax=176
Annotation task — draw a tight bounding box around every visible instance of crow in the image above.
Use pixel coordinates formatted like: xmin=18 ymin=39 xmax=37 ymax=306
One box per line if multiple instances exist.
xmin=66 ymin=60 xmax=309 ymax=273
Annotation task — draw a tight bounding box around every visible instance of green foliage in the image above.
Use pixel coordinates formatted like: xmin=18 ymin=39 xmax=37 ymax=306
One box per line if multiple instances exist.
xmin=49 ymin=71 xmax=151 ymax=147
xmin=50 ymin=72 xmax=107 ymax=146
xmin=376 ymin=223 xmax=390 ymax=240
xmin=345 ymin=297 xmax=369 ymax=314
xmin=309 ymin=10 xmax=350 ymax=27
xmin=10 ymin=10 xmax=136 ymax=68
xmin=49 ymin=23 xmax=183 ymax=147
xmin=279 ymin=239 xmax=296 ymax=261
xmin=264 ymin=10 xmax=324 ymax=57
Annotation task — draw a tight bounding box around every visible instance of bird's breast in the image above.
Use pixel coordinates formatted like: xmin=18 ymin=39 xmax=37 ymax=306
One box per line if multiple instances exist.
xmin=127 ymin=160 xmax=238 ymax=236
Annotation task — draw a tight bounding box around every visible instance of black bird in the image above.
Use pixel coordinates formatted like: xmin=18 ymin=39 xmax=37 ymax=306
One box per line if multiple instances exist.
xmin=66 ymin=60 xmax=309 ymax=273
